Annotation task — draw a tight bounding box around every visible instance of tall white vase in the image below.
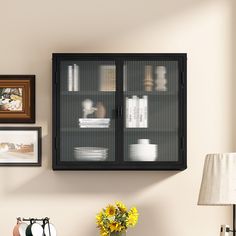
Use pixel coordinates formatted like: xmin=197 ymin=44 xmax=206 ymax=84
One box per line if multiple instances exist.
xmin=155 ymin=66 xmax=167 ymax=91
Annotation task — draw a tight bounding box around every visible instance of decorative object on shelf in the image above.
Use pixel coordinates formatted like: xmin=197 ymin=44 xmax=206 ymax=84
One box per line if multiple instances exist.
xmin=95 ymin=102 xmax=106 ymax=118
xmin=0 ymin=75 xmax=35 ymax=123
xmin=67 ymin=64 xmax=80 ymax=91
xmin=99 ymin=65 xmax=116 ymax=91
xmin=129 ymin=139 xmax=157 ymax=161
xmin=144 ymin=65 xmax=154 ymax=91
xmin=79 ymin=118 xmax=110 ymax=128
xmin=0 ymin=127 xmax=41 ymax=166
xmin=155 ymin=66 xmax=167 ymax=91
xmin=198 ymin=153 xmax=236 ymax=236
xmin=74 ymin=147 xmax=107 ymax=161
xmin=82 ymin=99 xmax=97 ymax=118
xmin=126 ymin=96 xmax=148 ymax=128
xmin=96 ymin=201 xmax=139 ymax=236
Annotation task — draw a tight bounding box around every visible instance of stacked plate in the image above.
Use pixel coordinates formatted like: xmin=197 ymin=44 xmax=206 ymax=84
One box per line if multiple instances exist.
xmin=74 ymin=147 xmax=108 ymax=161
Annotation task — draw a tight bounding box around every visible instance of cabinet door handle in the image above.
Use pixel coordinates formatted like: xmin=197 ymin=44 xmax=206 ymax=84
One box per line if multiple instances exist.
xmin=119 ymin=106 xmax=123 ymax=117
xmin=117 ymin=106 xmax=123 ymax=117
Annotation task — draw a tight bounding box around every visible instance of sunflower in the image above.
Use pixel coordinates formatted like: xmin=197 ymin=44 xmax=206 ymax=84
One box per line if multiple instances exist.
xmin=127 ymin=207 xmax=139 ymax=227
xmin=116 ymin=201 xmax=127 ymax=212
xmin=127 ymin=214 xmax=138 ymax=226
xmin=96 ymin=212 xmax=104 ymax=226
xmin=96 ymin=202 xmax=139 ymax=236
xmin=105 ymin=204 xmax=116 ymax=217
xmin=109 ymin=222 xmax=123 ymax=232
xmin=100 ymin=228 xmax=109 ymax=236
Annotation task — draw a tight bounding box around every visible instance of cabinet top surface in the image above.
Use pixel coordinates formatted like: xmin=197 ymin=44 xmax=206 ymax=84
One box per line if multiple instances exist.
xmin=52 ymin=53 xmax=187 ymax=59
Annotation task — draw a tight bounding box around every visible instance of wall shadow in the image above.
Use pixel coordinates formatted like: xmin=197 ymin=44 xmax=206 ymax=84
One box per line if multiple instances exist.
xmin=6 ymin=168 xmax=179 ymax=195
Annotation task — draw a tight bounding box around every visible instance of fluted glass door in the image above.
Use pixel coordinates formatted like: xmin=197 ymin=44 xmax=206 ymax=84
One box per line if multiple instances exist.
xmin=123 ymin=60 xmax=179 ymax=162
xmin=59 ymin=60 xmax=116 ymax=162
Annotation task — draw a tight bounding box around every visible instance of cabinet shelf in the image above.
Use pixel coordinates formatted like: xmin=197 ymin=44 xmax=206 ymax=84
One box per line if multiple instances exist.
xmin=61 ymin=91 xmax=177 ymax=96
xmin=124 ymin=91 xmax=177 ymax=96
xmin=61 ymin=91 xmax=115 ymax=96
xmin=61 ymin=128 xmax=176 ymax=133
xmin=124 ymin=128 xmax=177 ymax=132
xmin=61 ymin=128 xmax=114 ymax=132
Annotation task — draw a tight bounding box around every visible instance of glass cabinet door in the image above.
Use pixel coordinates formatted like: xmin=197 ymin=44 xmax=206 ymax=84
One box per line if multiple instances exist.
xmin=59 ymin=60 xmax=116 ymax=163
xmin=123 ymin=59 xmax=179 ymax=163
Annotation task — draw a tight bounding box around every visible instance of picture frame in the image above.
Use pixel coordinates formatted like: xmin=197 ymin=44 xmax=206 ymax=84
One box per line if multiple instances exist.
xmin=0 ymin=75 xmax=35 ymax=123
xmin=0 ymin=127 xmax=41 ymax=166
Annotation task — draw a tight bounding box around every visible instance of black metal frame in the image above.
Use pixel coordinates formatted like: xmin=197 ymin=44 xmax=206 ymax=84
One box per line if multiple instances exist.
xmin=0 ymin=126 xmax=42 ymax=166
xmin=52 ymin=53 xmax=187 ymax=170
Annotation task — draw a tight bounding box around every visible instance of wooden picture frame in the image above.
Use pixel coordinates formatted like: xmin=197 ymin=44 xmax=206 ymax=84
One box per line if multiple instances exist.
xmin=0 ymin=127 xmax=41 ymax=166
xmin=0 ymin=75 xmax=35 ymax=123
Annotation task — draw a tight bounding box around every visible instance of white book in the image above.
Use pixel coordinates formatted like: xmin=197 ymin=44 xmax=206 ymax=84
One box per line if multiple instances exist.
xmin=130 ymin=97 xmax=135 ymax=127
xmin=143 ymin=96 xmax=148 ymax=128
xmin=67 ymin=65 xmax=73 ymax=91
xmin=125 ymin=97 xmax=129 ymax=128
xmin=138 ymin=98 xmax=144 ymax=127
xmin=73 ymin=64 xmax=79 ymax=91
xmin=127 ymin=98 xmax=133 ymax=128
xmin=132 ymin=96 xmax=139 ymax=128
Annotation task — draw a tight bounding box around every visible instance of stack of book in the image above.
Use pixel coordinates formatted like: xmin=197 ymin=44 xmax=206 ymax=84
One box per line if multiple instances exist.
xmin=126 ymin=96 xmax=148 ymax=128
xmin=79 ymin=118 xmax=110 ymax=128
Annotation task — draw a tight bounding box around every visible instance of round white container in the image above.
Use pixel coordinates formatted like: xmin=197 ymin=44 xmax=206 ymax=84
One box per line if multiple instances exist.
xmin=129 ymin=139 xmax=157 ymax=161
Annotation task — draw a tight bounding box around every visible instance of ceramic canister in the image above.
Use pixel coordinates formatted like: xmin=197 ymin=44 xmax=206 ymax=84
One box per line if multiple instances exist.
xmin=129 ymin=139 xmax=157 ymax=161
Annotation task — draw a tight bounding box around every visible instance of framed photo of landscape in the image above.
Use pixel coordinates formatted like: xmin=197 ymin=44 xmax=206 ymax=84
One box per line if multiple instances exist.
xmin=0 ymin=75 xmax=35 ymax=123
xmin=0 ymin=127 xmax=41 ymax=166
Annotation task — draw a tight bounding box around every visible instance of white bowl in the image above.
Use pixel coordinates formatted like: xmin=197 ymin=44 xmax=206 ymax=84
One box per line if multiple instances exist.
xmin=129 ymin=144 xmax=157 ymax=161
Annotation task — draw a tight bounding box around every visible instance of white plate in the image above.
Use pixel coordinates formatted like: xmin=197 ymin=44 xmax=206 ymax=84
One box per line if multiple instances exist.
xmin=31 ymin=223 xmax=43 ymax=236
xmin=44 ymin=223 xmax=57 ymax=236
xmin=19 ymin=223 xmax=28 ymax=236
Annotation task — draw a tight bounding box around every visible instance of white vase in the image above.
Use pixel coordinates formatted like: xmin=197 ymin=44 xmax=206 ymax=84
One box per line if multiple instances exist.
xmin=155 ymin=66 xmax=167 ymax=91
xmin=129 ymin=139 xmax=157 ymax=161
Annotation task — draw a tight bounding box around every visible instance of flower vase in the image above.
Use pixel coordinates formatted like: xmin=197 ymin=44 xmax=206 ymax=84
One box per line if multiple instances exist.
xmin=110 ymin=232 xmax=126 ymax=236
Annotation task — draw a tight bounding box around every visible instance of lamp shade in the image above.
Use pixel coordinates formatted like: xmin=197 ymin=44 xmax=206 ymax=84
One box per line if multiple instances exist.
xmin=198 ymin=153 xmax=236 ymax=205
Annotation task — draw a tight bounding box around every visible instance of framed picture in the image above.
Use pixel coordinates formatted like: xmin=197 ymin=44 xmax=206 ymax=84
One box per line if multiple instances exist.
xmin=0 ymin=127 xmax=41 ymax=166
xmin=0 ymin=75 xmax=35 ymax=123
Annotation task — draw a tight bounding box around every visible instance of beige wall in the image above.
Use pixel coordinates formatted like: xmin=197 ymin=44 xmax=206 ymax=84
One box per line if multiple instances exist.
xmin=0 ymin=0 xmax=235 ymax=235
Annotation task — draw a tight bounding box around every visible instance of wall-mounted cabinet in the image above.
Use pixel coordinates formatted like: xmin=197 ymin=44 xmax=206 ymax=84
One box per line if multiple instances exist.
xmin=52 ymin=53 xmax=187 ymax=170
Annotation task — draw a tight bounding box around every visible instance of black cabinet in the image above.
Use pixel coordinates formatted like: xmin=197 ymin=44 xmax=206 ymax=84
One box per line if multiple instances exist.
xmin=52 ymin=53 xmax=187 ymax=170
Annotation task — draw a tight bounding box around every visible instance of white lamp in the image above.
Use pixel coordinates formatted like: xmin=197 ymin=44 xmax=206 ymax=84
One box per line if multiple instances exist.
xmin=198 ymin=153 xmax=236 ymax=236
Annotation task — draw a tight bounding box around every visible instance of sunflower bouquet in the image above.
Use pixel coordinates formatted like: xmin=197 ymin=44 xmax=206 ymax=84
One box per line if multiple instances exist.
xmin=96 ymin=201 xmax=139 ymax=236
